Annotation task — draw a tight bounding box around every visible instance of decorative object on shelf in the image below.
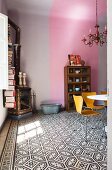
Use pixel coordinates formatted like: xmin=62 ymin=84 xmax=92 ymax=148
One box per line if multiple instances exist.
xmin=82 ymin=0 xmax=107 ymax=47
xmin=75 ymin=70 xmax=80 ymax=74
xmin=70 ymin=60 xmax=74 ymax=66
xmin=23 ymin=73 xmax=27 ymax=86
xmin=68 ymin=54 xmax=85 ymax=66
xmin=18 ymin=72 xmax=23 ymax=86
xmin=68 ymin=54 xmax=81 ymax=66
xmin=75 ymin=78 xmax=80 ymax=82
xmin=75 ymin=87 xmax=80 ymax=92
xmin=18 ymin=72 xmax=27 ymax=86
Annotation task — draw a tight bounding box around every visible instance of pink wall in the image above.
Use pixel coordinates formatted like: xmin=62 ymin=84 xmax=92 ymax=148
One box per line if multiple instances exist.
xmin=50 ymin=0 xmax=98 ymax=106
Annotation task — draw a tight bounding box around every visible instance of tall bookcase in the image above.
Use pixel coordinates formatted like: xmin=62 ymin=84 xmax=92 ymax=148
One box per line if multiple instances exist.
xmin=64 ymin=66 xmax=91 ymax=111
xmin=3 ymin=18 xmax=32 ymax=117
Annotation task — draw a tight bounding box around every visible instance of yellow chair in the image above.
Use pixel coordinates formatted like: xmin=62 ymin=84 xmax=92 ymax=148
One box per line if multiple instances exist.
xmin=82 ymin=92 xmax=105 ymax=110
xmin=73 ymin=95 xmax=100 ymax=142
xmin=100 ymin=91 xmax=107 ymax=107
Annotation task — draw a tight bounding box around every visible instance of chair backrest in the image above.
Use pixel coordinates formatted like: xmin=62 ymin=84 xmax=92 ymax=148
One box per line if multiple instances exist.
xmin=73 ymin=95 xmax=83 ymax=114
xmin=100 ymin=91 xmax=107 ymax=95
xmin=82 ymin=92 xmax=96 ymax=109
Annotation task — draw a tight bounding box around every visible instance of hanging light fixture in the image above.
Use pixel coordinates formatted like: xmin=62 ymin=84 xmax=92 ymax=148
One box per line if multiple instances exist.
xmin=82 ymin=0 xmax=107 ymax=47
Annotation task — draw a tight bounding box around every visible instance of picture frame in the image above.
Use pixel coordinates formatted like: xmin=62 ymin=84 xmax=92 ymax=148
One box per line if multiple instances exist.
xmin=68 ymin=54 xmax=82 ymax=66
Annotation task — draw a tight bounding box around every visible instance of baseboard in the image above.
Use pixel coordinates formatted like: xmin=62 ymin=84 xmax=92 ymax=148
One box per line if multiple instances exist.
xmin=8 ymin=112 xmax=32 ymax=120
xmin=34 ymin=106 xmax=65 ymax=114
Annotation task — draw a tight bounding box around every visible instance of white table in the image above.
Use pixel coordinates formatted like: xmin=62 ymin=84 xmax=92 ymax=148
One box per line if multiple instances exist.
xmin=87 ymin=94 xmax=107 ymax=101
xmin=87 ymin=94 xmax=107 ymax=133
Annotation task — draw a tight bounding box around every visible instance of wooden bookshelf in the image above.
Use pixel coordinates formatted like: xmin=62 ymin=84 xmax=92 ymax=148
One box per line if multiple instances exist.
xmin=64 ymin=66 xmax=91 ymax=111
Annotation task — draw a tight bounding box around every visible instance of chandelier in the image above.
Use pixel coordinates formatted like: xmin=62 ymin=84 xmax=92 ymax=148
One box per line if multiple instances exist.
xmin=82 ymin=0 xmax=107 ymax=47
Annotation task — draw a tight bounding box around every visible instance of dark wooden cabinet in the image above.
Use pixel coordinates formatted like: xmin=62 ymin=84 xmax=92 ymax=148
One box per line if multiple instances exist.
xmin=64 ymin=66 xmax=91 ymax=111
xmin=8 ymin=86 xmax=32 ymax=115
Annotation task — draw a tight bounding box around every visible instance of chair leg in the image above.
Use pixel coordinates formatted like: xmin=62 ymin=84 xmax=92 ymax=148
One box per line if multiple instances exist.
xmin=85 ymin=116 xmax=87 ymax=143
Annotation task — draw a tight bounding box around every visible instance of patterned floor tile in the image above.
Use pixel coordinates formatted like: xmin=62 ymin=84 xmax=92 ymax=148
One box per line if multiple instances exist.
xmin=0 ymin=111 xmax=107 ymax=170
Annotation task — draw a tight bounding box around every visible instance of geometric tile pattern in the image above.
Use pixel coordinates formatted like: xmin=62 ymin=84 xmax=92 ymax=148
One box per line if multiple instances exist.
xmin=0 ymin=120 xmax=18 ymax=170
xmin=0 ymin=119 xmax=11 ymax=157
xmin=0 ymin=110 xmax=107 ymax=170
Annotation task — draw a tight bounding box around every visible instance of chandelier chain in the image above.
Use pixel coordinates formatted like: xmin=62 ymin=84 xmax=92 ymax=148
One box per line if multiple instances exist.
xmin=96 ymin=0 xmax=98 ymax=25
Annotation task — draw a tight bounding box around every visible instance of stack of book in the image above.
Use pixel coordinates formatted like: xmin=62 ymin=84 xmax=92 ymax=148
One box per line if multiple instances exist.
xmin=8 ymin=24 xmax=12 ymax=45
xmin=3 ymin=24 xmax=16 ymax=108
xmin=8 ymin=24 xmax=13 ymax=67
xmin=3 ymin=67 xmax=16 ymax=109
xmin=8 ymin=50 xmax=13 ymax=67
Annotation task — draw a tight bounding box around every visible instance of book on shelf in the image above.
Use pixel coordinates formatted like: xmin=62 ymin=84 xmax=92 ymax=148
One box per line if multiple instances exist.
xmin=8 ymin=47 xmax=13 ymax=51
xmin=8 ymin=79 xmax=15 ymax=86
xmin=8 ymin=53 xmax=13 ymax=55
xmin=8 ymin=51 xmax=13 ymax=55
xmin=8 ymin=55 xmax=13 ymax=59
xmin=5 ymin=96 xmax=15 ymax=102
xmin=8 ymin=74 xmax=15 ymax=79
xmin=8 ymin=63 xmax=13 ymax=67
xmin=8 ymin=42 xmax=12 ymax=46
xmin=8 ymin=85 xmax=15 ymax=90
xmin=9 ymin=68 xmax=15 ymax=75
xmin=5 ymin=102 xmax=16 ymax=108
xmin=8 ymin=86 xmax=15 ymax=90
xmin=4 ymin=90 xmax=16 ymax=97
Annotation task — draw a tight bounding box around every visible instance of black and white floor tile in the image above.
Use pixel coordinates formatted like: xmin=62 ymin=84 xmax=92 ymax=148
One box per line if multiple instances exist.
xmin=0 ymin=110 xmax=107 ymax=170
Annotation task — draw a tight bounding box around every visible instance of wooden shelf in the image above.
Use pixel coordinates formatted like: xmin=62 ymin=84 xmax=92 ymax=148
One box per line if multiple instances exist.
xmin=64 ymin=66 xmax=91 ymax=111
xmin=6 ymin=19 xmax=32 ymax=117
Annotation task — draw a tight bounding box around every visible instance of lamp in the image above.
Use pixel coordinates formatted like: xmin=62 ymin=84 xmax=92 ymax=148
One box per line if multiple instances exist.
xmin=82 ymin=0 xmax=107 ymax=47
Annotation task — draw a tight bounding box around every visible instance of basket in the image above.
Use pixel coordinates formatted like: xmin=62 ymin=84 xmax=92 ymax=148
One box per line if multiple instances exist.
xmin=40 ymin=103 xmax=61 ymax=114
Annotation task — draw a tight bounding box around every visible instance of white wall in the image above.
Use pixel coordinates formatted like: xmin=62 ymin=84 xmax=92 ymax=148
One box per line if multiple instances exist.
xmin=0 ymin=90 xmax=7 ymax=128
xmin=107 ymin=0 xmax=112 ymax=169
xmin=98 ymin=22 xmax=107 ymax=93
xmin=0 ymin=0 xmax=8 ymax=129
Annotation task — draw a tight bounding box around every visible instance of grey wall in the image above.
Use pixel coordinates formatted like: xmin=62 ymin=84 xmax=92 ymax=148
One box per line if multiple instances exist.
xmin=0 ymin=0 xmax=8 ymax=129
xmin=98 ymin=44 xmax=107 ymax=92
xmin=8 ymin=12 xmax=51 ymax=109
xmin=20 ymin=14 xmax=51 ymax=109
xmin=0 ymin=0 xmax=1 ymax=9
